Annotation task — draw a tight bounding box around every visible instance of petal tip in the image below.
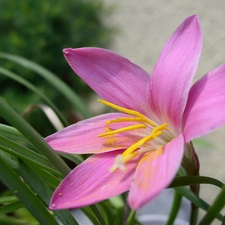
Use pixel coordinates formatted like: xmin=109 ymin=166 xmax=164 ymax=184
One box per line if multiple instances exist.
xmin=49 ymin=201 xmax=57 ymax=210
xmin=63 ymin=48 xmax=73 ymax=55
xmin=186 ymin=14 xmax=201 ymax=29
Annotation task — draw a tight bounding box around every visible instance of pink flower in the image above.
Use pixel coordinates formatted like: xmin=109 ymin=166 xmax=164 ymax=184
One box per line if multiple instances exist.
xmin=47 ymin=15 xmax=225 ymax=210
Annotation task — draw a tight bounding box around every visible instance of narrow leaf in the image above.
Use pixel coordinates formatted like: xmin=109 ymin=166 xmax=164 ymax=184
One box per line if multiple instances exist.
xmin=0 ymin=53 xmax=91 ymax=118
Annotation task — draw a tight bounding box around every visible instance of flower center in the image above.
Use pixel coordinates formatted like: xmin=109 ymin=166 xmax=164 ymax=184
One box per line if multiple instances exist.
xmin=98 ymin=99 xmax=168 ymax=172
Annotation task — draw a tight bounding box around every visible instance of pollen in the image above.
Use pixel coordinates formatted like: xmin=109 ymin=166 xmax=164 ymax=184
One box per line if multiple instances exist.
xmin=98 ymin=99 xmax=168 ymax=172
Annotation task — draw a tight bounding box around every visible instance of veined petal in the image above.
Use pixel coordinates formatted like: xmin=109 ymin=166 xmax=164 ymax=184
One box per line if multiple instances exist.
xmin=63 ymin=47 xmax=150 ymax=116
xmin=49 ymin=150 xmax=138 ymax=209
xmin=148 ymin=15 xmax=202 ymax=131
xmin=183 ymin=64 xmax=225 ymax=142
xmin=128 ymin=134 xmax=184 ymax=209
xmin=46 ymin=113 xmax=142 ymax=154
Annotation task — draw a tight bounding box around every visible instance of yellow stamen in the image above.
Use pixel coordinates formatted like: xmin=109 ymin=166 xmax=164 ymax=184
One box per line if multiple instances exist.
xmin=152 ymin=123 xmax=168 ymax=134
xmin=106 ymin=117 xmax=144 ymax=124
xmin=98 ymin=99 xmax=157 ymax=127
xmin=122 ymin=130 xmax=162 ymax=157
xmin=98 ymin=124 xmax=147 ymax=137
xmin=97 ymin=99 xmax=169 ymax=173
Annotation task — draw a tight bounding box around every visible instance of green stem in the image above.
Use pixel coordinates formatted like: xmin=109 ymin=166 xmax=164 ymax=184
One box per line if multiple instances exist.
xmin=190 ymin=204 xmax=198 ymax=225
xmin=166 ymin=191 xmax=182 ymax=225
xmin=126 ymin=210 xmax=136 ymax=225
xmin=0 ymin=97 xmax=70 ymax=176
xmin=199 ymin=185 xmax=225 ymax=225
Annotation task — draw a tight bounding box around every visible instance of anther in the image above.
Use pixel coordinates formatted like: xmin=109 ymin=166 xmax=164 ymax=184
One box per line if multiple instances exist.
xmin=98 ymin=124 xmax=147 ymax=137
xmin=98 ymin=99 xmax=157 ymax=127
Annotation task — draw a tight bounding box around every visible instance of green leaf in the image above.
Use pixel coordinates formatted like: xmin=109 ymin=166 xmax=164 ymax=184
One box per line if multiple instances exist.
xmin=0 ymin=97 xmax=70 ymax=176
xmin=0 ymin=53 xmax=92 ymax=118
xmin=170 ymin=175 xmax=223 ymax=189
xmin=15 ymin=159 xmax=79 ymax=225
xmin=0 ymin=66 xmax=68 ymax=127
xmin=0 ymin=124 xmax=27 ymax=142
xmin=199 ymin=185 xmax=225 ymax=225
xmin=0 ymin=134 xmax=61 ymax=176
xmin=0 ymin=201 xmax=24 ymax=215
xmin=175 ymin=186 xmax=223 ymax=221
xmin=0 ymin=196 xmax=18 ymax=204
xmin=0 ymin=152 xmax=58 ymax=225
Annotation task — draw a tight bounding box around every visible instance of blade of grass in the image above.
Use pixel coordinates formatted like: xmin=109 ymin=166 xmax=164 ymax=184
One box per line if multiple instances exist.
xmin=175 ymin=186 xmax=223 ymax=221
xmin=82 ymin=207 xmax=102 ymax=225
xmin=0 ymin=66 xmax=68 ymax=127
xmin=109 ymin=196 xmax=125 ymax=225
xmin=0 ymin=97 xmax=70 ymax=176
xmin=0 ymin=201 xmax=24 ymax=215
xmin=0 ymin=124 xmax=27 ymax=142
xmin=0 ymin=53 xmax=92 ymax=118
xmin=0 ymin=153 xmax=58 ymax=225
xmin=27 ymin=164 xmax=61 ymax=188
xmin=0 ymin=196 xmax=18 ymax=204
xmin=199 ymin=185 xmax=225 ymax=225
xmin=0 ymin=215 xmax=30 ymax=225
xmin=15 ymin=159 xmax=79 ymax=225
xmin=89 ymin=205 xmax=107 ymax=225
xmin=0 ymin=134 xmax=61 ymax=176
xmin=170 ymin=175 xmax=223 ymax=189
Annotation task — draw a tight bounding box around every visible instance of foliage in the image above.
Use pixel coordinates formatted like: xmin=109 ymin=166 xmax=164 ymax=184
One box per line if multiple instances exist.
xmin=0 ymin=0 xmax=113 ymax=132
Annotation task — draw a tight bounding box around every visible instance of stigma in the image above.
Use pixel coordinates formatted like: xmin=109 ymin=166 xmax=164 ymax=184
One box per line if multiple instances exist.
xmin=98 ymin=99 xmax=168 ymax=172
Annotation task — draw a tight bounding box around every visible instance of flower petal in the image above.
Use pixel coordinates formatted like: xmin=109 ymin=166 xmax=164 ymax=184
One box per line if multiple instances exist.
xmin=148 ymin=15 xmax=202 ymax=131
xmin=46 ymin=113 xmax=142 ymax=154
xmin=183 ymin=64 xmax=225 ymax=142
xmin=128 ymin=134 xmax=184 ymax=209
xmin=49 ymin=150 xmax=139 ymax=209
xmin=63 ymin=47 xmax=150 ymax=116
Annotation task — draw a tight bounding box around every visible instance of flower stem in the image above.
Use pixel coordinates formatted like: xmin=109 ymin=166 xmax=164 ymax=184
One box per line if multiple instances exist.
xmin=166 ymin=190 xmax=182 ymax=225
xmin=125 ymin=210 xmax=136 ymax=225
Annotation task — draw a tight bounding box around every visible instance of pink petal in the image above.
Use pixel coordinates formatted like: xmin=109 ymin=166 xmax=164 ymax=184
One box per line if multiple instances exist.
xmin=128 ymin=134 xmax=184 ymax=209
xmin=49 ymin=150 xmax=139 ymax=209
xmin=46 ymin=113 xmax=142 ymax=154
xmin=183 ymin=63 xmax=225 ymax=142
xmin=148 ymin=15 xmax=202 ymax=132
xmin=63 ymin=47 xmax=150 ymax=116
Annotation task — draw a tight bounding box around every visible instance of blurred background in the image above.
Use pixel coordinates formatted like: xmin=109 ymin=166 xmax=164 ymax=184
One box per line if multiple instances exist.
xmin=0 ymin=0 xmax=115 ymax=136
xmin=0 ymin=0 xmax=225 ymax=224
